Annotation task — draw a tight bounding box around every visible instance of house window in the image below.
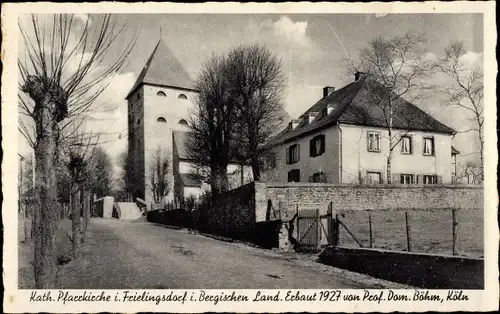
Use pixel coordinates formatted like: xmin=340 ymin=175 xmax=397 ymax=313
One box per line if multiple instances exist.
xmin=310 ymin=134 xmax=325 ymax=157
xmin=423 ymin=137 xmax=435 ymax=156
xmin=288 ymin=169 xmax=300 ymax=182
xmin=311 ymin=171 xmax=327 ymax=183
xmin=367 ymin=131 xmax=380 ymax=152
xmin=366 ymin=172 xmax=381 ymax=184
xmin=157 ymin=91 xmax=166 ymax=97
xmin=400 ymin=174 xmax=414 ymax=184
xmin=178 ymin=119 xmax=188 ymax=126
xmin=157 ymin=117 xmax=167 ymax=123
xmin=178 ymin=94 xmax=187 ymax=99
xmin=401 ymin=136 xmax=412 ymax=154
xmin=286 ymin=144 xmax=300 ymax=164
xmin=423 ymin=175 xmax=437 ymax=184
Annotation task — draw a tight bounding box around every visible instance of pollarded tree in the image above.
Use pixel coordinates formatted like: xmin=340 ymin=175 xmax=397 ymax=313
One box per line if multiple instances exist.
xmin=434 ymin=41 xmax=484 ymax=182
xmin=18 ymin=14 xmax=135 ymax=287
xmin=349 ymin=32 xmax=432 ymax=183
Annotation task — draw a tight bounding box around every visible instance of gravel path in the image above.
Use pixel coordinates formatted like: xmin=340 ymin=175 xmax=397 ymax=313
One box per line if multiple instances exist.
xmin=57 ymin=218 xmax=407 ymax=289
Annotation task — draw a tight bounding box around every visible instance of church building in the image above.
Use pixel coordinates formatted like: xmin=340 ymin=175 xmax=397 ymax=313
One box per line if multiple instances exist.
xmin=126 ymin=39 xmax=252 ymax=204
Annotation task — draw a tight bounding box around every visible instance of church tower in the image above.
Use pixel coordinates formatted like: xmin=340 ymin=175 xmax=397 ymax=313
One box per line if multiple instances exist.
xmin=125 ymin=39 xmax=198 ymax=203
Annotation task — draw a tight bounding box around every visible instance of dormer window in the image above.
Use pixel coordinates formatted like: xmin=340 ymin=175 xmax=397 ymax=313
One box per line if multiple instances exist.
xmin=178 ymin=94 xmax=187 ymax=99
xmin=289 ymin=119 xmax=300 ymax=130
xmin=308 ymin=112 xmax=319 ymax=123
xmin=157 ymin=91 xmax=166 ymax=97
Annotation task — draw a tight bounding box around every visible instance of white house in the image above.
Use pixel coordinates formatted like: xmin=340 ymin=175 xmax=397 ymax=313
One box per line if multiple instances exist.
xmin=262 ymin=73 xmax=458 ymax=185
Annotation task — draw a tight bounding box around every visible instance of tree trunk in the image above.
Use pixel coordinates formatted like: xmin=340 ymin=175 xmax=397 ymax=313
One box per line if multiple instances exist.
xmin=72 ymin=187 xmax=81 ymax=258
xmin=386 ymin=104 xmax=394 ymax=184
xmin=23 ymin=202 xmax=30 ymax=242
xmin=250 ymin=156 xmax=260 ymax=182
xmin=33 ymin=105 xmax=59 ymax=288
xmin=82 ymin=190 xmax=90 ymax=242
xmin=477 ymin=117 xmax=484 ymax=183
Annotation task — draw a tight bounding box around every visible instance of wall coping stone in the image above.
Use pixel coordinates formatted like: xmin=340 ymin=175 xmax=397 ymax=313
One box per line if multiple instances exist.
xmin=333 ymin=246 xmax=484 ymax=262
xmin=258 ymin=181 xmax=484 ymax=190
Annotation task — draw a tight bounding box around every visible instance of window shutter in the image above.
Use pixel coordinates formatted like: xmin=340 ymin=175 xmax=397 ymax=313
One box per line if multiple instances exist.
xmin=392 ymin=173 xmax=400 ymax=184
xmin=410 ymin=137 xmax=413 ymax=154
xmin=367 ymin=132 xmax=370 ymax=151
xmin=297 ymin=144 xmax=300 ymax=162
xmin=417 ymin=174 xmax=423 ymax=185
xmin=432 ymin=139 xmax=436 ymax=155
xmin=437 ymin=175 xmax=442 ymax=184
xmin=321 ymin=135 xmax=326 ymax=154
xmin=286 ymin=147 xmax=290 ymax=164
xmin=310 ymin=138 xmax=315 ymax=157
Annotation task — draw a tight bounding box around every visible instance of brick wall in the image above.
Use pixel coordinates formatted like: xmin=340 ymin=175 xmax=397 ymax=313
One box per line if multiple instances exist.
xmin=257 ymin=182 xmax=483 ymax=222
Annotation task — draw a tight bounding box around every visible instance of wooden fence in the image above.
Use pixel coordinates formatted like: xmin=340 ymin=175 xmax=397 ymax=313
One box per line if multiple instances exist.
xmin=336 ymin=207 xmax=483 ymax=257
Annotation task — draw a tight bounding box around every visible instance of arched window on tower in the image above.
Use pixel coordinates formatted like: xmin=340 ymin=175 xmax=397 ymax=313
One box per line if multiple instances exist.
xmin=178 ymin=119 xmax=188 ymax=126
xmin=157 ymin=91 xmax=166 ymax=97
xmin=178 ymin=94 xmax=187 ymax=99
xmin=157 ymin=117 xmax=167 ymax=123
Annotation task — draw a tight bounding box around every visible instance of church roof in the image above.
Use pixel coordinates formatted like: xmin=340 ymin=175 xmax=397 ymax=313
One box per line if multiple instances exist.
xmin=126 ymin=39 xmax=196 ymax=99
xmin=266 ymin=76 xmax=456 ymax=147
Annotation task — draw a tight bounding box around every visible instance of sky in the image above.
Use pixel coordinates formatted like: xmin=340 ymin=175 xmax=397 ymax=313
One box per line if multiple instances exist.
xmin=18 ymin=13 xmax=484 ymax=172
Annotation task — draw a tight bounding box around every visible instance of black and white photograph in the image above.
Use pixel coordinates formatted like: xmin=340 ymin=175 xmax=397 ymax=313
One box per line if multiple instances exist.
xmin=2 ymin=1 xmax=497 ymax=313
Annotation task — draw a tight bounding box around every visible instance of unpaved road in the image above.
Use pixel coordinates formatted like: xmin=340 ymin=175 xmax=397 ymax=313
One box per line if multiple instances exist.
xmin=58 ymin=218 xmax=402 ymax=289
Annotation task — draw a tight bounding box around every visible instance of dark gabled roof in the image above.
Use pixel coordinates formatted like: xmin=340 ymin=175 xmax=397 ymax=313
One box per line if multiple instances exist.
xmin=266 ymin=76 xmax=456 ymax=147
xmin=125 ymin=39 xmax=196 ymax=99
xmin=180 ymin=173 xmax=202 ymax=187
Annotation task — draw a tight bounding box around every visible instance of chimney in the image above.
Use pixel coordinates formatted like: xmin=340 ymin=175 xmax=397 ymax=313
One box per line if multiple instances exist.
xmin=289 ymin=119 xmax=301 ymax=130
xmin=355 ymin=71 xmax=365 ymax=82
xmin=308 ymin=112 xmax=319 ymax=124
xmin=323 ymin=86 xmax=335 ymax=97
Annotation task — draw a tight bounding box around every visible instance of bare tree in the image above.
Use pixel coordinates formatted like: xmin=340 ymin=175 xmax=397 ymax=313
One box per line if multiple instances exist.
xmin=61 ymin=130 xmax=97 ymax=257
xmin=149 ymin=147 xmax=171 ymax=203
xmin=88 ymin=147 xmax=113 ymax=198
xmin=187 ymin=54 xmax=238 ymax=200
xmin=349 ymin=32 xmax=432 ymax=183
xmin=226 ymin=45 xmax=287 ymax=180
xmin=18 ymin=14 xmax=135 ymax=287
xmin=457 ymin=160 xmax=482 ymax=185
xmin=118 ymin=150 xmax=140 ymax=202
xmin=434 ymin=41 xmax=484 ymax=181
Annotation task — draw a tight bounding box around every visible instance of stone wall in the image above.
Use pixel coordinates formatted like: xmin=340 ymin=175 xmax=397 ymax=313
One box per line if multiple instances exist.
xmin=319 ymin=246 xmax=484 ymax=289
xmin=258 ymin=182 xmax=483 ymax=221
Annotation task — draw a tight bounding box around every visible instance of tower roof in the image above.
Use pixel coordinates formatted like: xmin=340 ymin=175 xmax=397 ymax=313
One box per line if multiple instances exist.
xmin=126 ymin=39 xmax=196 ymax=99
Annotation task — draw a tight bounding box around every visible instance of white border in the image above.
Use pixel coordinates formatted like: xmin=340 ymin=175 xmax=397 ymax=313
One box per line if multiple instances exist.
xmin=2 ymin=2 xmax=498 ymax=312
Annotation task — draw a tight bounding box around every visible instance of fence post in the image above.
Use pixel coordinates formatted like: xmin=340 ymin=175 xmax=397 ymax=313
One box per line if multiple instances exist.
xmin=316 ymin=208 xmax=321 ymax=250
xmin=405 ymin=211 xmax=412 ymax=252
xmin=368 ymin=211 xmax=373 ymax=248
xmin=296 ymin=204 xmax=299 ymax=242
xmin=327 ymin=202 xmax=333 ymax=244
xmin=333 ymin=212 xmax=340 ymax=246
xmin=452 ymin=208 xmax=458 ymax=255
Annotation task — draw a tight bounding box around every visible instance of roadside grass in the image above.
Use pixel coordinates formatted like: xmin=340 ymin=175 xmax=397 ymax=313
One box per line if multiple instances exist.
xmin=18 ymin=216 xmax=75 ymax=288
xmin=338 ymin=208 xmax=483 ymax=257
